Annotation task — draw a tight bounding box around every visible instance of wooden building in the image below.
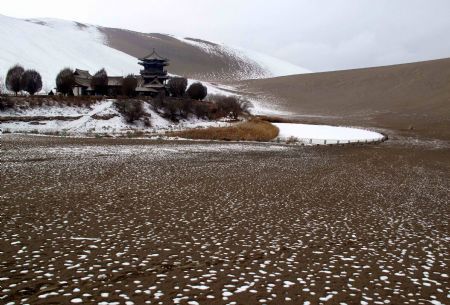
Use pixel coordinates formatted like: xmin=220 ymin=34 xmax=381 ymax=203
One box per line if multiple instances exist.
xmin=73 ymin=69 xmax=92 ymax=96
xmin=71 ymin=49 xmax=169 ymax=97
xmin=136 ymin=49 xmax=169 ymax=96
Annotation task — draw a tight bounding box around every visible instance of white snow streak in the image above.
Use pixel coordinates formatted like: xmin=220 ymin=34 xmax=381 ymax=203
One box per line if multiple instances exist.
xmin=274 ymin=123 xmax=384 ymax=144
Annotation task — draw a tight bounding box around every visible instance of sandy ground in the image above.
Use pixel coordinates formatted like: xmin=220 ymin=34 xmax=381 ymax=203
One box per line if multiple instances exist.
xmin=0 ymin=135 xmax=448 ymax=305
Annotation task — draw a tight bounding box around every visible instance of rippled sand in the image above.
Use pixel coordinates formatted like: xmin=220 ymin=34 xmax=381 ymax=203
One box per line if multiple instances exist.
xmin=0 ymin=135 xmax=448 ymax=305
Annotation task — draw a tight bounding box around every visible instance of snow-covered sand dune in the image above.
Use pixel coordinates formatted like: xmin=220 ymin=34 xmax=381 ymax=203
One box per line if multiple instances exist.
xmin=0 ymin=14 xmax=308 ymax=91
xmin=274 ymin=123 xmax=385 ymax=145
xmin=0 ymin=15 xmax=141 ymax=92
xmin=177 ymin=37 xmax=310 ymax=78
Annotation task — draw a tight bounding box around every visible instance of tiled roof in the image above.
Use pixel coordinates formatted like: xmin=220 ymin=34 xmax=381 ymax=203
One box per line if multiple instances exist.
xmin=74 ymin=69 xmax=91 ymax=78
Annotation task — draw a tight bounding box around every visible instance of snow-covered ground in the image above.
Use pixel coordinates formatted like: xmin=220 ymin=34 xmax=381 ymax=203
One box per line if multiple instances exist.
xmin=274 ymin=123 xmax=385 ymax=145
xmin=1 ymin=101 xmax=385 ymax=143
xmin=0 ymin=100 xmax=228 ymax=135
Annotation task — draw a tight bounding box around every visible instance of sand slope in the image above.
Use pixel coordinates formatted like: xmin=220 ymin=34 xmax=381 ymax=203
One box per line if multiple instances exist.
xmin=237 ymin=58 xmax=450 ymax=140
xmin=101 ymin=27 xmax=309 ymax=82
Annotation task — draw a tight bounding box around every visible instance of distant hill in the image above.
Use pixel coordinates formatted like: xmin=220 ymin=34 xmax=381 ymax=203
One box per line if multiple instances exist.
xmin=0 ymin=14 xmax=309 ymax=90
xmin=236 ymin=58 xmax=450 ymax=140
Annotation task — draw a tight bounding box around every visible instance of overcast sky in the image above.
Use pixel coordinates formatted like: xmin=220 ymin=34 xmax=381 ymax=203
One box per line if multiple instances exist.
xmin=2 ymin=0 xmax=450 ymax=72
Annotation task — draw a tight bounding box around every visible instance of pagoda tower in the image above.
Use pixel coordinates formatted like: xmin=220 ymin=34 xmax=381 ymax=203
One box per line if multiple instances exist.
xmin=138 ymin=49 xmax=169 ymax=93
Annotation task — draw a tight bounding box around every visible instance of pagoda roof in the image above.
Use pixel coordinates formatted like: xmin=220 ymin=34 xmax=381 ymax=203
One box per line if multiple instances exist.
xmin=139 ymin=49 xmax=168 ymax=61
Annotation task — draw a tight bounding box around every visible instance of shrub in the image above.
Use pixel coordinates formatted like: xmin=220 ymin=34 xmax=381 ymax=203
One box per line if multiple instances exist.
xmin=168 ymin=77 xmax=188 ymax=97
xmin=122 ymin=74 xmax=137 ymax=97
xmin=150 ymin=94 xmax=190 ymax=121
xmin=6 ymin=65 xmax=25 ymax=95
xmin=151 ymin=92 xmax=166 ymax=111
xmin=210 ymin=95 xmax=252 ymax=119
xmin=21 ymin=70 xmax=42 ymax=95
xmin=187 ymin=82 xmax=207 ymax=100
xmin=114 ymin=99 xmax=146 ymax=123
xmin=150 ymin=92 xmax=223 ymax=122
xmin=0 ymin=95 xmax=14 ymax=110
xmin=91 ymin=68 xmax=108 ymax=95
xmin=192 ymin=102 xmax=212 ymax=119
xmin=56 ymin=68 xmax=75 ymax=96
xmin=163 ymin=99 xmax=185 ymax=121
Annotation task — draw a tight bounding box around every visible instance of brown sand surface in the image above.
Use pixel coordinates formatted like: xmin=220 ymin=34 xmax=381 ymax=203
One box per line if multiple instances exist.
xmin=0 ymin=135 xmax=448 ymax=304
xmin=236 ymin=58 xmax=450 ymax=141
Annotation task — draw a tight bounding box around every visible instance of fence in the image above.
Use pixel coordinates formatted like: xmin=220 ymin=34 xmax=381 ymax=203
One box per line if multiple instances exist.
xmin=282 ymin=134 xmax=389 ymax=146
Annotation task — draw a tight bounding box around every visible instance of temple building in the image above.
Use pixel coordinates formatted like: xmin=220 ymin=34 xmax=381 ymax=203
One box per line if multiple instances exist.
xmin=73 ymin=69 xmax=92 ymax=96
xmin=136 ymin=49 xmax=169 ymax=96
xmin=72 ymin=49 xmax=169 ymax=97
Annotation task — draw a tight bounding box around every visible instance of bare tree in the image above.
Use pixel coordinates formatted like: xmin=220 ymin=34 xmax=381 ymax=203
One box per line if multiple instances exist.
xmin=6 ymin=65 xmax=25 ymax=95
xmin=122 ymin=74 xmax=137 ymax=97
xmin=187 ymin=82 xmax=208 ymax=100
xmin=56 ymin=68 xmax=75 ymax=96
xmin=114 ymin=99 xmax=145 ymax=123
xmin=21 ymin=70 xmax=42 ymax=95
xmin=168 ymin=77 xmax=188 ymax=97
xmin=211 ymin=95 xmax=253 ymax=119
xmin=91 ymin=68 xmax=108 ymax=95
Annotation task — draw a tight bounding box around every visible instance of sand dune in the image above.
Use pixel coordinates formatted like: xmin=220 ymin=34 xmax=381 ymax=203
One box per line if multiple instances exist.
xmin=101 ymin=27 xmax=308 ymax=82
xmin=237 ymin=58 xmax=450 ymax=140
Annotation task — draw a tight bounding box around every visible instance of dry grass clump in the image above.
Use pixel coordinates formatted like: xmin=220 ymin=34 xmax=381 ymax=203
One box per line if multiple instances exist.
xmin=168 ymin=119 xmax=279 ymax=142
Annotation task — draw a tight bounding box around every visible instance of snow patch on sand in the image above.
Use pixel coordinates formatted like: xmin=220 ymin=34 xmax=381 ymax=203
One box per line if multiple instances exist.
xmin=274 ymin=123 xmax=384 ymax=145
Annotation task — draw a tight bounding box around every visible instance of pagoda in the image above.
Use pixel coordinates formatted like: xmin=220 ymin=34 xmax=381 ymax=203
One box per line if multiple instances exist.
xmin=136 ymin=49 xmax=169 ymax=95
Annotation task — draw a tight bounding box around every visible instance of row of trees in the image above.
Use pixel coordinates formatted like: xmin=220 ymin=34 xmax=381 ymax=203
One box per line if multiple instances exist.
xmin=3 ymin=65 xmax=209 ymax=100
xmin=2 ymin=65 xmax=109 ymax=96
xmin=5 ymin=65 xmax=43 ymax=95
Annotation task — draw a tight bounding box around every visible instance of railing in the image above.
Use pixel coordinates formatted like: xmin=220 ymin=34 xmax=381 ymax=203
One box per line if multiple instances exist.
xmin=279 ymin=135 xmax=388 ymax=146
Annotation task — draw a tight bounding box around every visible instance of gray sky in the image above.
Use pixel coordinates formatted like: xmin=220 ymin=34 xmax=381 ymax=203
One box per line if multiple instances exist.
xmin=2 ymin=0 xmax=450 ymax=72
